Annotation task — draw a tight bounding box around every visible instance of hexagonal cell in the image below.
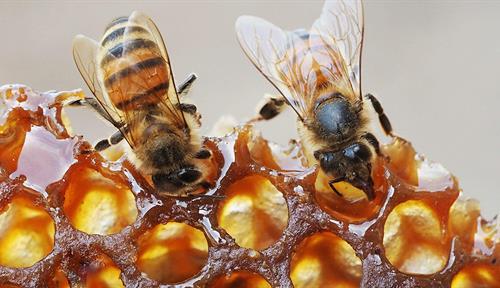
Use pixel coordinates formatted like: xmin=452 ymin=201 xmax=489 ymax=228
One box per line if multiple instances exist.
xmin=448 ymin=199 xmax=481 ymax=253
xmin=62 ymin=163 xmax=138 ymax=235
xmin=136 ymin=222 xmax=208 ymax=284
xmin=290 ymin=231 xmax=362 ymax=287
xmin=383 ymin=200 xmax=449 ymax=274
xmin=314 ymin=159 xmax=386 ymax=223
xmin=84 ymin=254 xmax=124 ymax=288
xmin=382 ymin=137 xmax=419 ymax=186
xmin=208 ymin=271 xmax=271 ymax=288
xmin=0 ymin=194 xmax=54 ymax=268
xmin=217 ymin=174 xmax=288 ymax=250
xmin=451 ymin=262 xmax=500 ymax=287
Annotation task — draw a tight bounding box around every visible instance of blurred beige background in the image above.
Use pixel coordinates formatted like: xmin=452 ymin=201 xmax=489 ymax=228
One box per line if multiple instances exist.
xmin=0 ymin=1 xmax=498 ymax=218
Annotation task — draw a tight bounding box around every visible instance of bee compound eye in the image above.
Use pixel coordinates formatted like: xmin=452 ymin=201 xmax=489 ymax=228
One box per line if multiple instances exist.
xmin=195 ymin=149 xmax=211 ymax=159
xmin=178 ymin=168 xmax=202 ymax=183
xmin=152 ymin=173 xmax=182 ymax=192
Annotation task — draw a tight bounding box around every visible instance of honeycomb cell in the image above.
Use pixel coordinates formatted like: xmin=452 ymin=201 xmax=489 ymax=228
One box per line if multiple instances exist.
xmin=136 ymin=222 xmax=208 ymax=284
xmin=451 ymin=263 xmax=500 ymax=288
xmin=290 ymin=231 xmax=362 ymax=287
xmin=448 ymin=199 xmax=481 ymax=253
xmin=383 ymin=200 xmax=449 ymax=274
xmin=382 ymin=137 xmax=418 ymax=186
xmin=85 ymin=254 xmax=124 ymax=288
xmin=62 ymin=163 xmax=138 ymax=235
xmin=0 ymin=194 xmax=54 ymax=268
xmin=314 ymin=165 xmax=385 ymax=222
xmin=217 ymin=174 xmax=288 ymax=250
xmin=208 ymin=271 xmax=271 ymax=288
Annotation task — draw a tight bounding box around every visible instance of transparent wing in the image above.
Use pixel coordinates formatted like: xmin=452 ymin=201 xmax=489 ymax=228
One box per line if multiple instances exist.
xmin=311 ymin=0 xmax=364 ymax=100
xmin=236 ymin=16 xmax=309 ymax=121
xmin=126 ymin=11 xmax=188 ymax=131
xmin=72 ymin=35 xmax=124 ymax=126
xmin=72 ymin=35 xmax=133 ymax=147
xmin=236 ymin=0 xmax=365 ymax=121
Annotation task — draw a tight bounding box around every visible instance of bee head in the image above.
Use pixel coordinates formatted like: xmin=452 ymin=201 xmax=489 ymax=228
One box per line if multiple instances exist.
xmin=152 ymin=167 xmax=202 ymax=195
xmin=314 ymin=142 xmax=373 ymax=198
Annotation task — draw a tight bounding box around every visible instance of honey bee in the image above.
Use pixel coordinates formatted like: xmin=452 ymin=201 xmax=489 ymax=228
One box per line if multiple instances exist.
xmin=236 ymin=0 xmax=394 ymax=200
xmin=71 ymin=11 xmax=212 ymax=196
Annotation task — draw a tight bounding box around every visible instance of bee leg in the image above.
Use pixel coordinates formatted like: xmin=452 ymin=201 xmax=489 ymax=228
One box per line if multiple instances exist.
xmin=177 ymin=73 xmax=197 ymax=98
xmin=177 ymin=103 xmax=202 ymax=125
xmin=178 ymin=103 xmax=197 ymax=115
xmin=328 ymin=177 xmax=346 ymax=197
xmin=251 ymin=94 xmax=287 ymax=122
xmin=362 ymin=132 xmax=381 ymax=155
xmin=351 ymin=176 xmax=375 ymax=201
xmin=94 ymin=129 xmax=125 ymax=151
xmin=195 ymin=149 xmax=211 ymax=159
xmin=365 ymin=94 xmax=393 ymax=136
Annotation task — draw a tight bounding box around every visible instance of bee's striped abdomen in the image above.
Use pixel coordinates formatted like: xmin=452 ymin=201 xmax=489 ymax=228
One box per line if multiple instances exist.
xmin=97 ymin=16 xmax=169 ymax=111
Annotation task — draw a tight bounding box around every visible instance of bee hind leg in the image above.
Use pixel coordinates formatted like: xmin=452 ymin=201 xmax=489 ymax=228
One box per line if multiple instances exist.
xmin=365 ymin=94 xmax=393 ymax=137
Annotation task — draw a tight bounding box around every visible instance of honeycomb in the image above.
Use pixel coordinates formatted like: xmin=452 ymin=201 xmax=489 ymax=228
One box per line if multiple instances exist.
xmin=0 ymin=84 xmax=498 ymax=287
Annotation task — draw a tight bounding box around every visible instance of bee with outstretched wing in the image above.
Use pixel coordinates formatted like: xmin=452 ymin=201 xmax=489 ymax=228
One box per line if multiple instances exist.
xmin=237 ymin=0 xmax=394 ymax=200
xmin=72 ymin=11 xmax=212 ymax=196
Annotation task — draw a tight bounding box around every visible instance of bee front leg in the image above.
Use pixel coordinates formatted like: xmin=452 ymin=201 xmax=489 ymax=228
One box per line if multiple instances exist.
xmin=250 ymin=94 xmax=287 ymax=122
xmin=328 ymin=177 xmax=346 ymax=198
xmin=350 ymin=176 xmax=375 ymax=201
xmin=94 ymin=129 xmax=125 ymax=151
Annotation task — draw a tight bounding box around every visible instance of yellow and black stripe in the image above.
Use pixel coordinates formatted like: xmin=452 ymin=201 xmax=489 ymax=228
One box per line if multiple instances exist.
xmin=97 ymin=16 xmax=169 ymax=111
